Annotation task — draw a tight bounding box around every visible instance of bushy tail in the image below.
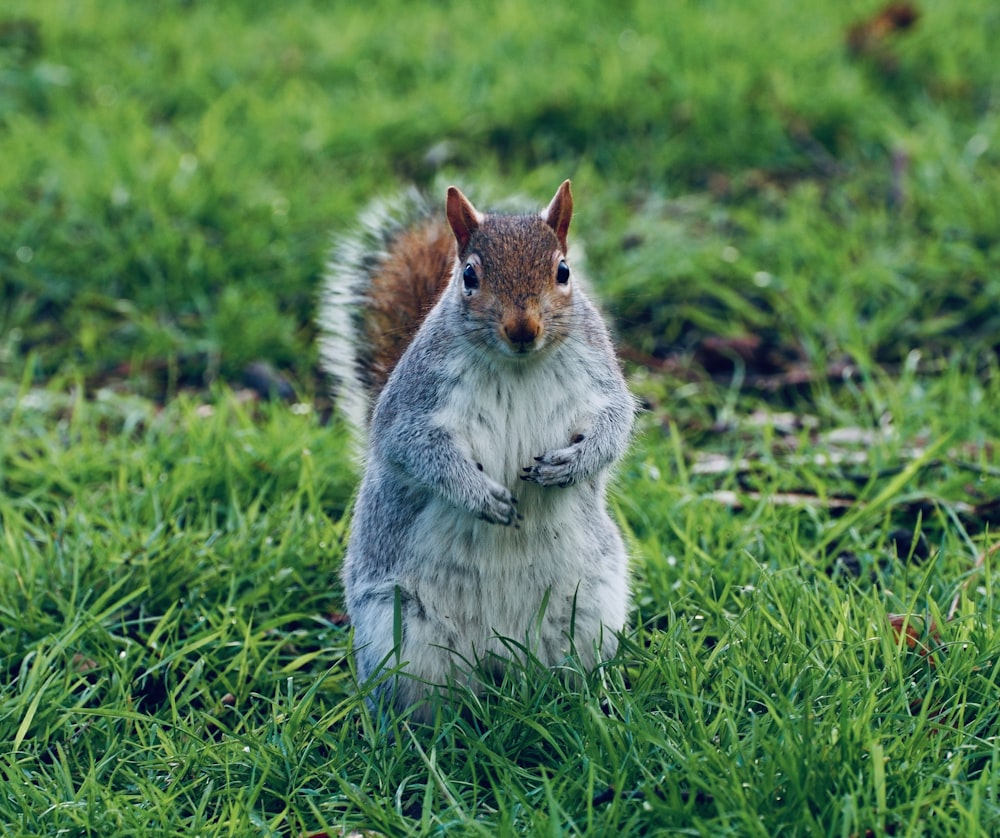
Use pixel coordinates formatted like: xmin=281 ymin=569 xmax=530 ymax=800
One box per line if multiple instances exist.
xmin=319 ymin=188 xmax=456 ymax=445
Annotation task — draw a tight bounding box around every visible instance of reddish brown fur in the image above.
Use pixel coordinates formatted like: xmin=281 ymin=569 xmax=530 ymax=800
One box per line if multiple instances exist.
xmin=544 ymin=180 xmax=573 ymax=253
xmin=446 ymin=187 xmax=480 ymax=253
xmin=364 ymin=218 xmax=455 ymax=397
xmin=465 ymin=214 xmax=571 ymax=351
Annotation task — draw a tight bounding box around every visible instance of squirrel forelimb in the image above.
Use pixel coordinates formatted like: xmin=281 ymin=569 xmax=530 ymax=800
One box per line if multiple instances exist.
xmin=375 ymin=419 xmax=520 ymax=526
xmin=522 ymin=393 xmax=636 ymax=488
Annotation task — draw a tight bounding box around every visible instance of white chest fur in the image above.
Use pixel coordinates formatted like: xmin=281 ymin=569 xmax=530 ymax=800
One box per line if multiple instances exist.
xmin=397 ymin=344 xmax=621 ymax=661
xmin=434 ymin=346 xmax=603 ymax=487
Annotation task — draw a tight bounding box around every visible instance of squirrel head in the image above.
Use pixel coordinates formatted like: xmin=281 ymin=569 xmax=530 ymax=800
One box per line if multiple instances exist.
xmin=445 ymin=181 xmax=575 ymax=357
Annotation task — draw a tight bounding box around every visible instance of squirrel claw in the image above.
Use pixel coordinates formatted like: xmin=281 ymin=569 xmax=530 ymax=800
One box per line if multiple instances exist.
xmin=521 ymin=445 xmax=582 ymax=487
xmin=476 ymin=479 xmax=519 ymax=526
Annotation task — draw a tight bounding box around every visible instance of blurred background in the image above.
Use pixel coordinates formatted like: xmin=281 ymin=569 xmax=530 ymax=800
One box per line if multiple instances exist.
xmin=1 ymin=0 xmax=998 ymax=402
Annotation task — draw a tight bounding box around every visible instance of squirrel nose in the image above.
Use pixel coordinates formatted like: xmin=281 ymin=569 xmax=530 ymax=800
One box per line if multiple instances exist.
xmin=503 ymin=316 xmax=541 ymax=350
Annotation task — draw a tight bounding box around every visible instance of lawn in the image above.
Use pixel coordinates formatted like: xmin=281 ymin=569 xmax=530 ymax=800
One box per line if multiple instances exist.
xmin=1 ymin=0 xmax=999 ymax=835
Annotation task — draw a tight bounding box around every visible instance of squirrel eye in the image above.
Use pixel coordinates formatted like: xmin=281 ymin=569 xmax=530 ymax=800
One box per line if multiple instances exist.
xmin=556 ymin=260 xmax=571 ymax=285
xmin=462 ymin=262 xmax=479 ymax=292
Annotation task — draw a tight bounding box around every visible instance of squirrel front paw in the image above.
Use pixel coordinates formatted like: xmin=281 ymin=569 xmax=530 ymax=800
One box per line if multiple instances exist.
xmin=520 ymin=439 xmax=583 ymax=488
xmin=475 ymin=477 xmax=520 ymax=526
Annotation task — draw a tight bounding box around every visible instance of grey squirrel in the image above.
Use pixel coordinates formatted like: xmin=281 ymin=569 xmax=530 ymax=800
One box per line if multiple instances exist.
xmin=320 ymin=180 xmax=636 ymax=720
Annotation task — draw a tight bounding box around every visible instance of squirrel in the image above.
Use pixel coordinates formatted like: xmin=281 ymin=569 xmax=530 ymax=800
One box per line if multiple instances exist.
xmin=319 ymin=180 xmax=636 ymax=721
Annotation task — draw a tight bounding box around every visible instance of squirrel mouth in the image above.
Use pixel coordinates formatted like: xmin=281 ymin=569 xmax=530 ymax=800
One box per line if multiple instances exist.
xmin=502 ymin=335 xmax=546 ymax=356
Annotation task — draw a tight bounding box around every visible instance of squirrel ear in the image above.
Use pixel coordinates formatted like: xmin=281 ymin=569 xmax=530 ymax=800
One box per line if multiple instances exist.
xmin=542 ymin=179 xmax=573 ymax=253
xmin=446 ymin=186 xmax=482 ymax=253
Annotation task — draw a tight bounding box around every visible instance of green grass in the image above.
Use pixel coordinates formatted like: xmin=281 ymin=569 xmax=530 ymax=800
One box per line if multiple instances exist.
xmin=1 ymin=0 xmax=999 ymax=835
xmin=2 ymin=373 xmax=998 ymax=836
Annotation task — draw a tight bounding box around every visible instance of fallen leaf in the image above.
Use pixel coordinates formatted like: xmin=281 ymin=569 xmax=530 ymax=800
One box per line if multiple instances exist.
xmin=706 ymin=490 xmax=855 ymax=510
xmin=887 ymin=613 xmax=939 ymax=666
xmin=847 ymin=2 xmax=920 ymax=58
